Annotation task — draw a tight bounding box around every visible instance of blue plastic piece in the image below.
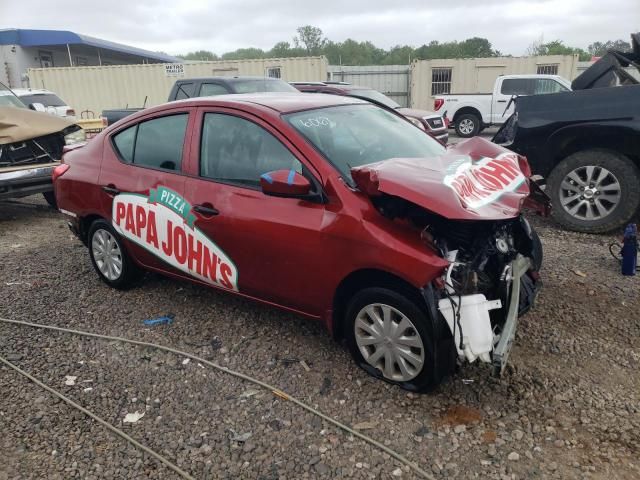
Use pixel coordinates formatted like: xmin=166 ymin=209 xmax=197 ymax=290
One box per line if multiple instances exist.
xmin=143 ymin=315 xmax=174 ymax=326
xmin=621 ymin=223 xmax=637 ymax=276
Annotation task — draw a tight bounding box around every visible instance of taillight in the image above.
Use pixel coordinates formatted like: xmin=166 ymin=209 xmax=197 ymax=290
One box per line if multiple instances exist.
xmin=52 ymin=163 xmax=70 ymax=183
xmin=434 ymin=98 xmax=444 ymax=111
xmin=66 ymin=109 xmax=76 ymax=117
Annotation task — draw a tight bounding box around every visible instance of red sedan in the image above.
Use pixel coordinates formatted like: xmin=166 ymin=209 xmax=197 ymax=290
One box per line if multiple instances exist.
xmin=54 ymin=93 xmax=546 ymax=391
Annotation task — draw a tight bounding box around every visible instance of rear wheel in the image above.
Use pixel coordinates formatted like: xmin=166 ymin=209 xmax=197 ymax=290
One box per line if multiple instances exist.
xmin=42 ymin=191 xmax=57 ymax=208
xmin=455 ymin=113 xmax=481 ymax=138
xmin=345 ymin=287 xmax=444 ymax=392
xmin=88 ymin=219 xmax=138 ymax=289
xmin=547 ymin=150 xmax=640 ymax=233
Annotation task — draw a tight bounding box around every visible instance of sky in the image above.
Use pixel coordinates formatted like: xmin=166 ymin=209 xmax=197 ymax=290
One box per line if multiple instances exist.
xmin=1 ymin=0 xmax=639 ymax=56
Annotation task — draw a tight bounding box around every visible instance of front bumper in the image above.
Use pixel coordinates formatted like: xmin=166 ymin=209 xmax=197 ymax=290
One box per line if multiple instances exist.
xmin=0 ymin=163 xmax=58 ymax=200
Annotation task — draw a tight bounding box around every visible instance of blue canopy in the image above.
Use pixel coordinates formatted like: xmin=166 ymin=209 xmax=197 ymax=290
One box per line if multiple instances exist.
xmin=0 ymin=29 xmax=179 ymax=63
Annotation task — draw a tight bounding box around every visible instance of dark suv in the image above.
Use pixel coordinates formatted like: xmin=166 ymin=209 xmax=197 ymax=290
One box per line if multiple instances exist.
xmin=494 ymin=34 xmax=640 ymax=233
xmin=292 ymin=82 xmax=448 ymax=143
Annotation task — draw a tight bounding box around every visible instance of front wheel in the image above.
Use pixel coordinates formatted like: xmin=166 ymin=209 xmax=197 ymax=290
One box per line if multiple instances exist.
xmin=546 ymin=150 xmax=640 ymax=233
xmin=455 ymin=113 xmax=481 ymax=138
xmin=345 ymin=287 xmax=444 ymax=392
xmin=88 ymin=219 xmax=138 ymax=289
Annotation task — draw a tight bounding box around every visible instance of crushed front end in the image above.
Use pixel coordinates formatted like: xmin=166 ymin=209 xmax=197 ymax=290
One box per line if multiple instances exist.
xmin=351 ymin=137 xmax=550 ymax=375
xmin=423 ymin=214 xmax=541 ymax=374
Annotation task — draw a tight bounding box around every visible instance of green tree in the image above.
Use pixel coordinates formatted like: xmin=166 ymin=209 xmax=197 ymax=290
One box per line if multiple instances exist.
xmin=221 ymin=48 xmax=266 ymax=60
xmin=179 ymin=50 xmax=219 ymax=61
xmin=588 ymin=39 xmax=632 ymax=57
xmin=382 ymin=45 xmax=415 ymax=65
xmin=293 ymin=25 xmax=327 ymax=55
xmin=267 ymin=41 xmax=306 ymax=58
xmin=526 ymin=40 xmax=590 ymax=61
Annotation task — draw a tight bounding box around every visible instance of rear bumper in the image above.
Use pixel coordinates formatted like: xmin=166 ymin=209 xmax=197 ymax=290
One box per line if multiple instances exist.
xmin=0 ymin=163 xmax=57 ymax=200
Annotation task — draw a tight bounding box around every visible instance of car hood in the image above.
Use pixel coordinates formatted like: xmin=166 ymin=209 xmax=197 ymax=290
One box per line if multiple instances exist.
xmin=396 ymin=107 xmax=439 ymax=119
xmin=0 ymin=106 xmax=74 ymax=145
xmin=350 ymin=137 xmax=531 ymax=221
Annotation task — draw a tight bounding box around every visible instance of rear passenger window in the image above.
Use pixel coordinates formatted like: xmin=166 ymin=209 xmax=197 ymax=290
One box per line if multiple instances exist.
xmin=200 ymin=83 xmax=230 ymax=96
xmin=112 ymin=125 xmax=137 ymax=163
xmin=175 ymin=82 xmax=195 ymax=100
xmin=112 ymin=114 xmax=188 ymax=171
xmin=500 ymin=79 xmax=533 ymax=96
xmin=134 ymin=115 xmax=188 ymax=171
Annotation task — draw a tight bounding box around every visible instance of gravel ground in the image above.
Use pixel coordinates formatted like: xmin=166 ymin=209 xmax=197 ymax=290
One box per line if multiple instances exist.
xmin=1 ymin=195 xmax=638 ymax=480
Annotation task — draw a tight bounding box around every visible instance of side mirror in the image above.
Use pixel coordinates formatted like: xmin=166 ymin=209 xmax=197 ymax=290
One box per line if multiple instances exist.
xmin=29 ymin=102 xmax=46 ymax=112
xmin=260 ymin=169 xmax=311 ymax=197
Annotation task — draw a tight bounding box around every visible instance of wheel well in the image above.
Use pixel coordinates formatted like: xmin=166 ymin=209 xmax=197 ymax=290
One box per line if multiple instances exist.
xmin=332 ymin=269 xmax=425 ymax=340
xmin=79 ymin=214 xmax=105 ymax=245
xmin=453 ymin=107 xmax=482 ymax=123
xmin=550 ymin=129 xmax=640 ymax=174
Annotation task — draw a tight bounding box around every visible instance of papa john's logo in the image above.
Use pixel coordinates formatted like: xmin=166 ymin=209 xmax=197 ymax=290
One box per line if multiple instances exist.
xmin=112 ymin=186 xmax=238 ymax=291
xmin=443 ymin=153 xmax=525 ymax=209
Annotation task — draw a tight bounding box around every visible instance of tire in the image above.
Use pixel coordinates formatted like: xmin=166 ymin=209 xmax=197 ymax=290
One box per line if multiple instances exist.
xmin=88 ymin=219 xmax=138 ymax=289
xmin=344 ymin=287 xmax=448 ymax=392
xmin=455 ymin=113 xmax=481 ymax=138
xmin=530 ymin=227 xmax=543 ymax=272
xmin=546 ymin=150 xmax=640 ymax=233
xmin=42 ymin=191 xmax=57 ymax=208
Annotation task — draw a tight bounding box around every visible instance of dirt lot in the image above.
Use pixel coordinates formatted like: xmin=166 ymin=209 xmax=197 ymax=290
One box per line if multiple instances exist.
xmin=1 ymin=195 xmax=638 ymax=480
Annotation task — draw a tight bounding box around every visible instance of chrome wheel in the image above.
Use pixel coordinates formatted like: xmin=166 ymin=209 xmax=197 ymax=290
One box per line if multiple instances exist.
xmin=354 ymin=303 xmax=425 ymax=382
xmin=458 ymin=118 xmax=475 ymax=135
xmin=91 ymin=229 xmax=123 ymax=281
xmin=559 ymin=165 xmax=621 ymax=220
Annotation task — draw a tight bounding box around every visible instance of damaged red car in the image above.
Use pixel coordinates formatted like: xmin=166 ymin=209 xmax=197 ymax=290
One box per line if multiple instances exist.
xmin=54 ymin=93 xmax=547 ymax=391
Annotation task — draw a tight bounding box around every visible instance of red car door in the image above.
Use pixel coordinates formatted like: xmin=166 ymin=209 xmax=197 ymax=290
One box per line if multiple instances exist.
xmin=98 ymin=108 xmax=194 ymax=272
xmin=182 ymin=107 xmax=329 ymax=315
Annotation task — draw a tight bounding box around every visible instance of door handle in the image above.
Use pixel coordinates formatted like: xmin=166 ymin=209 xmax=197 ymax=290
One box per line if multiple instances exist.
xmin=102 ymin=184 xmax=120 ymax=196
xmin=193 ymin=203 xmax=219 ymax=217
xmin=497 ymin=100 xmax=507 ymax=103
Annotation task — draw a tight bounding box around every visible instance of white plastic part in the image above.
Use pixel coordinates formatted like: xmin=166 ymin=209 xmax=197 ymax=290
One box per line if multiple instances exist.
xmin=438 ymin=294 xmax=502 ymax=363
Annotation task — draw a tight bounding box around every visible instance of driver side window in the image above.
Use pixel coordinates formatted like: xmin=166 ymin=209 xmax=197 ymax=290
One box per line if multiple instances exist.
xmin=199 ymin=113 xmax=302 ymax=188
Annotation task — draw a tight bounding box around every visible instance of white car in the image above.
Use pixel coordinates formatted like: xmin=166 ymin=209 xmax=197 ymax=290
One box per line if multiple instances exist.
xmin=11 ymin=88 xmax=76 ymax=120
xmin=434 ymin=74 xmax=572 ymax=137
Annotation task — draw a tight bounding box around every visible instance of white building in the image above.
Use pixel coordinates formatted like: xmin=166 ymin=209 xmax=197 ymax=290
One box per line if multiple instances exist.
xmin=0 ymin=28 xmax=179 ymax=88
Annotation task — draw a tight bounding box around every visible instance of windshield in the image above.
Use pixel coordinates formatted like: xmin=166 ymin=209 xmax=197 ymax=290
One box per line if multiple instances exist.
xmin=348 ymin=89 xmax=400 ymax=109
xmin=286 ymin=104 xmax=446 ymax=184
xmin=18 ymin=93 xmax=66 ymax=107
xmin=232 ymin=79 xmax=298 ymax=94
xmin=0 ymin=83 xmax=27 ymax=108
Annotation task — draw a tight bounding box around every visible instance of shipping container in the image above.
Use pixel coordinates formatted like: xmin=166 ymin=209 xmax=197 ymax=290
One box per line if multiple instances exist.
xmin=27 ymin=56 xmax=328 ymax=116
xmin=410 ymin=55 xmax=579 ymax=110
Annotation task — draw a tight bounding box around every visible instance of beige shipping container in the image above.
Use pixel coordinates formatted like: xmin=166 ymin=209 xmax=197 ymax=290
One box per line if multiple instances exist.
xmin=27 ymin=56 xmax=328 ymax=116
xmin=410 ymin=55 xmax=579 ymax=110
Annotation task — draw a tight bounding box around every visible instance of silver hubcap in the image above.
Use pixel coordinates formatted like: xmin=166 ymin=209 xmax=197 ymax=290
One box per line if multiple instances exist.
xmin=91 ymin=229 xmax=123 ymax=281
xmin=458 ymin=118 xmax=474 ymax=135
xmin=559 ymin=165 xmax=621 ymax=220
xmin=354 ymin=303 xmax=425 ymax=382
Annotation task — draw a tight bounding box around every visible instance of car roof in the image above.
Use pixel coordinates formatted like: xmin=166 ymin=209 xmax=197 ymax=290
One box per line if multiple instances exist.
xmin=294 ymin=82 xmax=370 ymax=92
xmin=166 ymin=92 xmax=368 ymax=114
xmin=175 ymin=76 xmax=287 ymax=83
xmin=11 ymin=88 xmax=56 ymax=95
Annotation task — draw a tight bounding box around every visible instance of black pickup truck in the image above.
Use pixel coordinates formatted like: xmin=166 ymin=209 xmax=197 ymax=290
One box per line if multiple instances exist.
xmin=494 ymin=33 xmax=640 ymax=233
xmin=102 ymin=76 xmax=298 ymax=125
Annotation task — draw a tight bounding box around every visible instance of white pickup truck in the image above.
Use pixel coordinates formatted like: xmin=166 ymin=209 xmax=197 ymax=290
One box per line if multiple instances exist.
xmin=434 ymin=74 xmax=572 ymax=137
